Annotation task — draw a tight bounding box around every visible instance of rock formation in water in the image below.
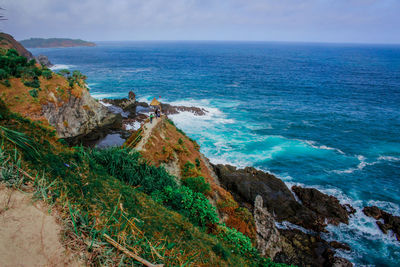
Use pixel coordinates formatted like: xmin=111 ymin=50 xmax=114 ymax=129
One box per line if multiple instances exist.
xmin=363 ymin=206 xmax=400 ymax=241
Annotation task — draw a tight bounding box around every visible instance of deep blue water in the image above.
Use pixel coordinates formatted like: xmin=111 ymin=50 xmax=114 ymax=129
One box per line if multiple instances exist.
xmin=31 ymin=42 xmax=400 ymax=265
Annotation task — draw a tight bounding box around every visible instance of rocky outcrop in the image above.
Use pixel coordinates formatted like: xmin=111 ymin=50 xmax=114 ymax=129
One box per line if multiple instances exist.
xmin=253 ymin=195 xmax=283 ymax=258
xmin=363 ymin=206 xmax=400 ymax=240
xmin=213 ymin=164 xmax=355 ymax=266
xmin=213 ymin=164 xmax=326 ymax=232
xmin=292 ymin=186 xmax=356 ymax=226
xmin=160 ymin=103 xmax=207 ymax=116
xmin=42 ymin=88 xmax=121 ymax=140
xmin=36 ymin=55 xmax=53 ymax=67
xmin=275 ymin=229 xmax=352 ymax=267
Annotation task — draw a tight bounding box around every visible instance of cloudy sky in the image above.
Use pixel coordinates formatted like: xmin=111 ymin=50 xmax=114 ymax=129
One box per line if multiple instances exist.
xmin=2 ymin=0 xmax=400 ymax=43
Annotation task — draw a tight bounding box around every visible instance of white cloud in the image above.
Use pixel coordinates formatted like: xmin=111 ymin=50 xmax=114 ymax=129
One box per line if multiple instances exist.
xmin=1 ymin=0 xmax=399 ymax=43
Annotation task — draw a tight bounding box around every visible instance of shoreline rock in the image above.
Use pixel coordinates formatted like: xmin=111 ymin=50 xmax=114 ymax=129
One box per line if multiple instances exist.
xmin=292 ymin=185 xmax=356 ymax=226
xmin=363 ymin=206 xmax=400 ymax=241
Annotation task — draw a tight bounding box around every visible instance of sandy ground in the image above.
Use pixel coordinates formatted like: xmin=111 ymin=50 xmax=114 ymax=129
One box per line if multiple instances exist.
xmin=0 ymin=185 xmax=81 ymax=267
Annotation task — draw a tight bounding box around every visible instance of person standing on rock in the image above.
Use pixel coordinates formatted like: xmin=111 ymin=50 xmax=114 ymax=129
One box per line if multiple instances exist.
xmin=150 ymin=113 xmax=154 ymax=123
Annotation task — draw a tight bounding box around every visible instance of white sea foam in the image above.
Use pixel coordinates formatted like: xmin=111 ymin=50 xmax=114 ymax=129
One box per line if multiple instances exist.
xmin=299 ymin=139 xmax=345 ymax=154
xmin=275 ymin=221 xmax=316 ymax=235
xmin=99 ymin=100 xmax=129 ymax=118
xmin=378 ymin=156 xmax=400 ymax=162
xmin=50 ymin=64 xmax=75 ymax=70
xmin=121 ymin=67 xmax=153 ymax=73
xmin=91 ymin=92 xmax=127 ymax=99
xmin=332 ymin=154 xmax=398 ymax=174
xmin=125 ymin=121 xmax=141 ymax=131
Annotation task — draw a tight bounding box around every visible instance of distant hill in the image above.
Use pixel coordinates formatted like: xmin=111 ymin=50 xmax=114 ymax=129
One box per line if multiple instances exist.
xmin=20 ymin=38 xmax=96 ymax=48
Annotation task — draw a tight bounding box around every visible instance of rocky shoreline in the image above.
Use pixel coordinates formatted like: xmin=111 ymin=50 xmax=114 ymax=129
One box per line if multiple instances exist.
xmin=78 ymin=92 xmax=209 ymax=147
xmin=79 ymin=92 xmax=400 ymax=266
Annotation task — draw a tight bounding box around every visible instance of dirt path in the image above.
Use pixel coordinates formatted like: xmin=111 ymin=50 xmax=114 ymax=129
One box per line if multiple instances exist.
xmin=0 ymin=185 xmax=81 ymax=267
xmin=135 ymin=117 xmax=162 ymax=151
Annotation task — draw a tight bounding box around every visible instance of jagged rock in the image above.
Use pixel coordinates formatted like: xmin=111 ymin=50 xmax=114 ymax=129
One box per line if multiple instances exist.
xmin=363 ymin=206 xmax=400 ymax=240
xmin=213 ymin=164 xmax=326 ymax=232
xmin=42 ymin=89 xmax=121 ymax=140
xmin=160 ymin=102 xmax=207 ymax=116
xmin=253 ymin=195 xmax=283 ymax=258
xmin=291 ymin=186 xmax=355 ymax=225
xmin=331 ymin=257 xmax=353 ymax=267
xmin=329 ymin=241 xmax=351 ymax=251
xmin=128 ymin=91 xmax=136 ymax=101
xmin=36 ymin=55 xmax=53 ymax=67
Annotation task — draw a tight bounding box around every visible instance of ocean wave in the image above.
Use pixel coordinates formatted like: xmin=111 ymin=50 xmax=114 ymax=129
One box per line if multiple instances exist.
xmin=377 ymin=156 xmax=400 ymax=162
xmin=298 ymin=139 xmax=345 ymax=155
xmin=332 ymin=155 xmax=398 ymax=174
xmin=50 ymin=64 xmax=76 ymax=70
xmin=125 ymin=121 xmax=141 ymax=131
xmin=121 ymin=67 xmax=153 ymax=73
xmin=91 ymin=92 xmax=127 ymax=99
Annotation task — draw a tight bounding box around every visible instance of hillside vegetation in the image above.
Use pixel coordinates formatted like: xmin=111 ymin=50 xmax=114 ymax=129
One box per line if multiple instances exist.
xmin=0 ymin=47 xmax=289 ymax=266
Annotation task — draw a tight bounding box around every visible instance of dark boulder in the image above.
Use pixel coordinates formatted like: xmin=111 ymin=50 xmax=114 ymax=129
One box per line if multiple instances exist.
xmin=291 ymin=185 xmax=355 ymax=225
xmin=274 ymin=229 xmax=352 ymax=267
xmin=213 ymin=164 xmax=326 ymax=232
xmin=36 ymin=55 xmax=53 ymax=67
xmin=363 ymin=206 xmax=400 ymax=241
xmin=160 ymin=102 xmax=207 ymax=116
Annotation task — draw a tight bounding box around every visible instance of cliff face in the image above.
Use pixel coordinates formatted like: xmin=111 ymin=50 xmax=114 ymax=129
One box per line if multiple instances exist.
xmin=0 ymin=34 xmax=119 ymax=140
xmin=42 ymin=88 xmax=121 ymax=139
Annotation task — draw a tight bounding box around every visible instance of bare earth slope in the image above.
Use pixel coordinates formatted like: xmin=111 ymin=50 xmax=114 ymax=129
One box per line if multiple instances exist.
xmin=0 ymin=185 xmax=81 ymax=267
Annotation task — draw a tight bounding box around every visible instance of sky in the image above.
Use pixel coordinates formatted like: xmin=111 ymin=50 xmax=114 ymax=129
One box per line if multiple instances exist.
xmin=1 ymin=0 xmax=400 ymax=44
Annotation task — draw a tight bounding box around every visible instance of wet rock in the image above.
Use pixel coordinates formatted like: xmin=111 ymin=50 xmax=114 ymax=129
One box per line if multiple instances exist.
xmin=160 ymin=102 xmax=207 ymax=116
xmin=213 ymin=164 xmax=326 ymax=232
xmin=253 ymin=195 xmax=283 ymax=258
xmin=363 ymin=206 xmax=400 ymax=241
xmin=36 ymin=55 xmax=53 ymax=67
xmin=291 ymin=185 xmax=355 ymax=225
xmin=274 ymin=229 xmax=352 ymax=267
xmin=329 ymin=241 xmax=351 ymax=251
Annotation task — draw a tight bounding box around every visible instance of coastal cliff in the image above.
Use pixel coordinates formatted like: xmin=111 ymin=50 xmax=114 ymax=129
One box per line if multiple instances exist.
xmin=2 ymin=33 xmax=395 ymax=266
xmin=0 ymin=37 xmax=120 ymax=141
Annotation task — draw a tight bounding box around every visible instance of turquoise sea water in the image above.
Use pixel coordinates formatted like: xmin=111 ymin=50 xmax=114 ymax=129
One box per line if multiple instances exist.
xmin=31 ymin=42 xmax=400 ymax=265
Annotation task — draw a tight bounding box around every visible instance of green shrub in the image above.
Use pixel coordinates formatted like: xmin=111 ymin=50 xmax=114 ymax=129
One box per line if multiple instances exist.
xmin=154 ymin=186 xmax=219 ymax=227
xmin=29 ymin=88 xmax=38 ymax=98
xmin=0 ymin=79 xmax=10 ymax=87
xmin=182 ymin=176 xmax=210 ymax=195
xmin=182 ymin=161 xmax=196 ymax=178
xmin=90 ymin=147 xmax=177 ymax=194
xmin=0 ymin=68 xmax=8 ymax=79
xmin=41 ymin=69 xmax=52 ymax=79
xmin=58 ymin=69 xmax=70 ymax=77
xmin=195 ymin=158 xmax=201 ymax=168
xmin=212 ymin=243 xmax=230 ymax=260
xmin=24 ymin=79 xmax=40 ymax=88
xmin=218 ymin=225 xmax=257 ymax=257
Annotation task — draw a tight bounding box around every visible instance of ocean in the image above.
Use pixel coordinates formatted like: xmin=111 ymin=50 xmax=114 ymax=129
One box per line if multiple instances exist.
xmin=31 ymin=41 xmax=400 ymax=265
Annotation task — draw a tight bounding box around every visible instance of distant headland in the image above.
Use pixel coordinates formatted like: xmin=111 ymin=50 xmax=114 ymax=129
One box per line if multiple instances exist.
xmin=19 ymin=37 xmax=96 ymax=48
